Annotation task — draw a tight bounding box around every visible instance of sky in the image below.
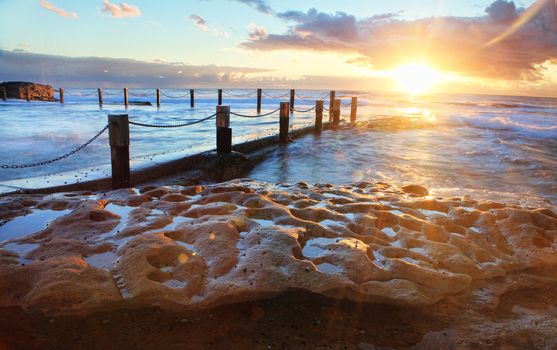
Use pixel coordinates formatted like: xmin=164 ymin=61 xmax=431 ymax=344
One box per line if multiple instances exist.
xmin=1 ymin=0 xmax=556 ymax=97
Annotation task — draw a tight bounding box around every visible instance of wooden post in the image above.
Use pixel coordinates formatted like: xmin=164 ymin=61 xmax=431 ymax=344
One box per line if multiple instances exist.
xmin=350 ymin=97 xmax=358 ymax=123
xmin=279 ymin=102 xmax=290 ymax=144
xmin=315 ymin=100 xmax=324 ymax=134
xmin=156 ymin=88 xmax=161 ymax=108
xmin=333 ymin=99 xmax=341 ymax=128
xmin=329 ymin=91 xmax=336 ymax=121
xmin=218 ymin=89 xmax=223 ymax=105
xmin=59 ymin=88 xmax=64 ymax=104
xmin=2 ymin=87 xmax=6 ymax=101
xmin=216 ymin=105 xmax=231 ymax=153
xmin=98 ymin=88 xmax=103 ymax=107
xmin=108 ymin=114 xmax=131 ymax=189
xmin=289 ymin=89 xmax=295 ymax=112
xmin=257 ymin=88 xmax=262 ymax=113
xmin=124 ymin=88 xmax=128 ymax=108
xmin=190 ymin=89 xmax=195 ymax=108
xmin=26 ymin=87 xmax=30 ymax=102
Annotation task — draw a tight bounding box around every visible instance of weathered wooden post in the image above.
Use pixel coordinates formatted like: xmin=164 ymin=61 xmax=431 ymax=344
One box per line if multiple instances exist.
xmin=315 ymin=100 xmax=324 ymax=134
xmin=333 ymin=99 xmax=341 ymax=128
xmin=329 ymin=91 xmax=336 ymax=121
xmin=108 ymin=114 xmax=131 ymax=189
xmin=289 ymin=89 xmax=295 ymax=112
xmin=124 ymin=88 xmax=128 ymax=108
xmin=257 ymin=88 xmax=262 ymax=113
xmin=26 ymin=87 xmax=30 ymax=102
xmin=279 ymin=102 xmax=290 ymax=144
xmin=156 ymin=88 xmax=161 ymax=108
xmin=98 ymin=88 xmax=103 ymax=107
xmin=2 ymin=87 xmax=6 ymax=101
xmin=350 ymin=97 xmax=358 ymax=123
xmin=59 ymin=88 xmax=64 ymax=104
xmin=218 ymin=89 xmax=223 ymax=105
xmin=216 ymin=105 xmax=231 ymax=153
xmin=190 ymin=89 xmax=195 ymax=108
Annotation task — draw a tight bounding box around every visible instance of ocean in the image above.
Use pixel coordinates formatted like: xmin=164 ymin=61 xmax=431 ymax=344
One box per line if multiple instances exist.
xmin=0 ymin=89 xmax=556 ymax=206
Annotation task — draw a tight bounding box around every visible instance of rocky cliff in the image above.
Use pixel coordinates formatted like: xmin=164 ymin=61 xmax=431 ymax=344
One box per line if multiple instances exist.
xmin=0 ymin=81 xmax=55 ymax=101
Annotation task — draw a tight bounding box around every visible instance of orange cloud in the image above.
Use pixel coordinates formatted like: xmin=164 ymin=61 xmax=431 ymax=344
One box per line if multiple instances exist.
xmin=39 ymin=0 xmax=78 ymax=19
xmin=242 ymin=0 xmax=557 ymax=81
xmin=102 ymin=0 xmax=141 ymax=19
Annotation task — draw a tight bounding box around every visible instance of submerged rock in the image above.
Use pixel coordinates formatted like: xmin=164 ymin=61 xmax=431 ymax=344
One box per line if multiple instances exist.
xmin=128 ymin=101 xmax=152 ymax=106
xmin=0 ymin=81 xmax=55 ymax=101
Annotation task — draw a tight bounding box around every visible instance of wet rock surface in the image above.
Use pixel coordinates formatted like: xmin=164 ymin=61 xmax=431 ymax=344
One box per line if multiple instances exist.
xmin=0 ymin=179 xmax=556 ymax=347
xmin=0 ymin=81 xmax=55 ymax=101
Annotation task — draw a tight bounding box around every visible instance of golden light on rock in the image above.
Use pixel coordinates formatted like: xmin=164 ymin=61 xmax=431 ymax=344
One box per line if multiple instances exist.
xmin=178 ymin=253 xmax=189 ymax=264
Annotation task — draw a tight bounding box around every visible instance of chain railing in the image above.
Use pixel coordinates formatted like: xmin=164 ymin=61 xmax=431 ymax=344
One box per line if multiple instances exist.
xmin=193 ymin=89 xmax=216 ymax=95
xmin=129 ymin=113 xmax=217 ymax=128
xmin=160 ymin=90 xmax=190 ymax=99
xmin=262 ymin=91 xmax=290 ymax=99
xmin=64 ymin=90 xmax=98 ymax=97
xmin=295 ymin=92 xmax=330 ymax=102
xmin=293 ymin=106 xmax=317 ymax=113
xmin=128 ymin=91 xmax=156 ymax=98
xmin=1 ymin=91 xmax=360 ymax=190
xmin=101 ymin=90 xmax=123 ymax=96
xmin=222 ymin=90 xmax=257 ymax=97
xmin=230 ymin=107 xmax=281 ymax=118
xmin=0 ymin=124 xmax=109 ymax=169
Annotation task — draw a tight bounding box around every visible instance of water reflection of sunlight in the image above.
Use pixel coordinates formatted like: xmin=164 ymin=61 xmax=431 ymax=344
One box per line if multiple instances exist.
xmin=397 ymin=107 xmax=437 ymax=123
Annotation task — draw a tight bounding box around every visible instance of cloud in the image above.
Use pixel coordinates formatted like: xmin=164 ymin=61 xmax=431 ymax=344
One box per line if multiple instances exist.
xmin=241 ymin=0 xmax=557 ymax=81
xmin=0 ymin=50 xmax=270 ymax=88
xmin=485 ymin=0 xmax=518 ymax=22
xmin=102 ymin=0 xmax=141 ymax=18
xmin=39 ymin=0 xmax=78 ymax=19
xmin=235 ymin=0 xmax=273 ymax=14
xmin=248 ymin=23 xmax=267 ymax=40
xmin=189 ymin=14 xmax=209 ymax=32
xmin=277 ymin=9 xmax=358 ymax=41
xmin=188 ymin=14 xmax=231 ymax=38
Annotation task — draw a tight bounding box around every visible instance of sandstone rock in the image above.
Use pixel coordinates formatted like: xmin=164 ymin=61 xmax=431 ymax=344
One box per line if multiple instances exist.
xmin=402 ymin=184 xmax=429 ymax=197
xmin=0 ymin=180 xmax=555 ymax=319
xmin=0 ymin=81 xmax=55 ymax=101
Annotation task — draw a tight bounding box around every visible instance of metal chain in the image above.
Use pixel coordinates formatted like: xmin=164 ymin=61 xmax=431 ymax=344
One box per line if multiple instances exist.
xmin=64 ymin=90 xmax=98 ymax=97
xmin=230 ymin=107 xmax=281 ymax=118
xmin=222 ymin=90 xmax=257 ymax=97
xmin=102 ymin=90 xmax=123 ymax=96
xmin=129 ymin=113 xmax=216 ymax=128
xmin=262 ymin=91 xmax=290 ymax=99
xmin=128 ymin=91 xmax=155 ymax=97
xmin=160 ymin=90 xmax=190 ymax=99
xmin=296 ymin=92 xmax=330 ymax=101
xmin=293 ymin=105 xmax=317 ymax=113
xmin=0 ymin=124 xmax=110 ymax=169
xmin=193 ymin=90 xmax=216 ymax=95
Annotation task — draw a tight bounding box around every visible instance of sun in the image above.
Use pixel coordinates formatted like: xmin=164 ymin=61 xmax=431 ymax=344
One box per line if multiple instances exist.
xmin=391 ymin=63 xmax=441 ymax=95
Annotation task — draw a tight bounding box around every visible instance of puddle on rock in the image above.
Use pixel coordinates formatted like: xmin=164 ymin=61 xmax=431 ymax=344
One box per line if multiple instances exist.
xmin=316 ymin=263 xmax=343 ymax=274
xmin=0 ymin=209 xmax=71 ymax=242
xmin=85 ymin=251 xmax=119 ymax=270
xmin=382 ymin=227 xmax=397 ymax=238
xmin=164 ymin=279 xmax=187 ymax=289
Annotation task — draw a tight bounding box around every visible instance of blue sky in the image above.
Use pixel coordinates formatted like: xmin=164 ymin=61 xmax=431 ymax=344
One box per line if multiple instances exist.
xmin=0 ymin=0 xmax=535 ymax=62
xmin=1 ymin=0 xmax=556 ymax=97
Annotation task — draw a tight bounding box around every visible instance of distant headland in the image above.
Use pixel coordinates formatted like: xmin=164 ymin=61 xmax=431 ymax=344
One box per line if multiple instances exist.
xmin=0 ymin=81 xmax=55 ymax=102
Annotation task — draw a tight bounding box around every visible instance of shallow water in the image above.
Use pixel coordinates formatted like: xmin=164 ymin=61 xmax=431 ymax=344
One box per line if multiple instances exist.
xmin=1 ymin=90 xmax=556 ymax=205
xmin=0 ymin=209 xmax=71 ymax=242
